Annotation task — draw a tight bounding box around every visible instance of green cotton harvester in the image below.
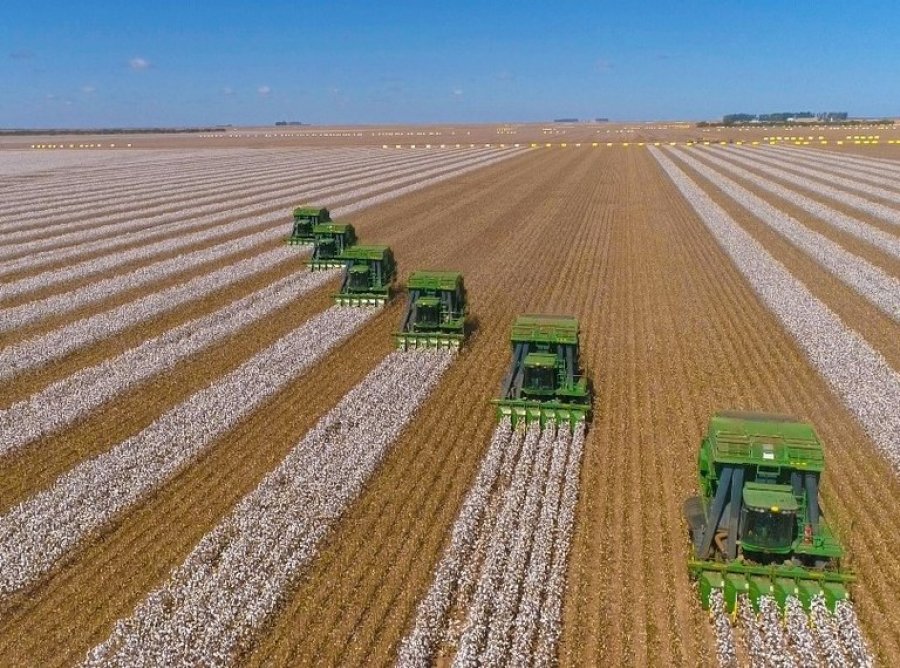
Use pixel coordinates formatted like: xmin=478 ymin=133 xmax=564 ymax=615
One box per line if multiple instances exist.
xmin=493 ymin=314 xmax=591 ymax=428
xmin=307 ymin=222 xmax=357 ymax=270
xmin=395 ymin=271 xmax=468 ymax=350
xmin=684 ymin=411 xmax=853 ymax=613
xmin=333 ymin=245 xmax=396 ymax=307
xmin=287 ymin=206 xmax=330 ymax=245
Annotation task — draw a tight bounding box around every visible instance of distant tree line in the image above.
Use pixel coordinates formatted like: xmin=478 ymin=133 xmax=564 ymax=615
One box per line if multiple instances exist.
xmin=275 ymin=121 xmax=304 ymax=126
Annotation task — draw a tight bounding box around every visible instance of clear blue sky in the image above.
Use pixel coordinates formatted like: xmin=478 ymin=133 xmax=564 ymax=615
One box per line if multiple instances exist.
xmin=2 ymin=0 xmax=898 ymax=128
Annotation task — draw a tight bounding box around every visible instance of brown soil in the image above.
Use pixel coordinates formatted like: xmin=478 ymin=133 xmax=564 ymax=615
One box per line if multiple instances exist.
xmin=0 ymin=146 xmax=898 ymax=668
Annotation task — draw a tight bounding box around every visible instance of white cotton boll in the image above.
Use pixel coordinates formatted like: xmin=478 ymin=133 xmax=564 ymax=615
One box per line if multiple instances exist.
xmin=693 ymin=149 xmax=900 ymax=260
xmin=0 ymin=268 xmax=339 ymax=456
xmin=0 ymin=306 xmax=377 ymax=601
xmin=84 ymin=349 xmax=454 ymax=667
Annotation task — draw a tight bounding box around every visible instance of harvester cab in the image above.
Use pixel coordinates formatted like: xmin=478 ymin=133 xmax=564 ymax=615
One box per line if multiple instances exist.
xmin=307 ymin=222 xmax=357 ymax=270
xmin=333 ymin=245 xmax=396 ymax=306
xmin=287 ymin=206 xmax=330 ymax=245
xmin=395 ymin=271 xmax=468 ymax=350
xmin=685 ymin=411 xmax=852 ymax=614
xmin=493 ymin=314 xmax=591 ymax=428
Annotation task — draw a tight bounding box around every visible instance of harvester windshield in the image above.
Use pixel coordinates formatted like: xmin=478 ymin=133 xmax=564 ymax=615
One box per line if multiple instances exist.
xmin=347 ymin=265 xmax=370 ymax=291
xmin=413 ymin=297 xmax=441 ymax=328
xmin=741 ymin=483 xmax=798 ymax=552
xmin=742 ymin=508 xmax=795 ymax=551
xmin=522 ymin=353 xmax=557 ymax=396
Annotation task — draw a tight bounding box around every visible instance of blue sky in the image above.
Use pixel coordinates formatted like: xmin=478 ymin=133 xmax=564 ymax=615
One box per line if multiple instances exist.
xmin=2 ymin=1 xmax=898 ymax=127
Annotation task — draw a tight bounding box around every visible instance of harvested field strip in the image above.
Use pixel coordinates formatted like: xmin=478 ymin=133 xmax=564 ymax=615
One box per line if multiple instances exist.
xmin=687 ymin=149 xmax=900 ymax=262
xmin=711 ymin=147 xmax=900 ymax=226
xmin=0 ymin=148 xmax=561 ymax=667
xmin=0 ymin=148 xmax=482 ymax=262
xmin=0 ymin=305 xmax=378 ymax=601
xmin=0 ymin=268 xmax=340 ymax=457
xmin=84 ymin=349 xmax=454 ymax=667
xmin=399 ymin=420 xmax=585 ymax=666
xmin=0 ymin=149 xmax=349 ymax=225
xmin=0 ymin=149 xmax=485 ymax=289
xmin=667 ymin=149 xmax=900 ymax=320
xmin=758 ymin=146 xmax=900 ymax=190
xmin=651 ymin=147 xmax=900 ymax=473
xmin=0 ymin=148 xmax=518 ymax=339
xmin=0 ymin=149 xmax=375 ymax=224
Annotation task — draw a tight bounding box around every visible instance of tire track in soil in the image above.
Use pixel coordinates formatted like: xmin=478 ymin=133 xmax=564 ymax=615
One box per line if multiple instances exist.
xmin=0 ymin=147 xmax=565 ymax=667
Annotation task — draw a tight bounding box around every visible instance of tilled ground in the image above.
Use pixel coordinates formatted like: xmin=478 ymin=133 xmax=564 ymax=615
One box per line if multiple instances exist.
xmin=0 ymin=145 xmax=897 ymax=667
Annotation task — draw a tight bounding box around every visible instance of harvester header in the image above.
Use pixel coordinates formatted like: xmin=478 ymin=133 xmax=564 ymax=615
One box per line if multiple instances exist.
xmin=333 ymin=245 xmax=396 ymax=307
xmin=287 ymin=205 xmax=330 ymax=245
xmin=493 ymin=314 xmax=591 ymax=428
xmin=685 ymin=411 xmax=852 ymax=614
xmin=395 ymin=271 xmax=468 ymax=350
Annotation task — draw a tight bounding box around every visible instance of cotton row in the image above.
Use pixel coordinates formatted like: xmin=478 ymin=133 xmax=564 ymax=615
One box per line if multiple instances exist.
xmin=0 ymin=268 xmax=339 ymax=456
xmin=691 ymin=149 xmax=900 ymax=260
xmin=0 ymin=145 xmax=446 ymax=255
xmin=733 ymin=594 xmax=873 ymax=668
xmin=711 ymin=147 xmax=900 ymax=226
xmin=766 ymin=145 xmax=900 ymax=181
xmin=651 ymin=147 xmax=900 ymax=475
xmin=0 ymin=148 xmax=319 ymax=235
xmin=0 ymin=147 xmax=459 ymax=287
xmin=1 ymin=147 xmax=522 ymax=380
xmin=672 ymin=149 xmax=900 ymax=320
xmin=0 ymin=147 xmax=509 ymax=328
xmin=0 ymin=147 xmax=344 ymax=219
xmin=396 ymin=419 xmax=517 ymax=666
xmin=0 ymin=246 xmax=300 ymax=382
xmin=398 ymin=421 xmax=586 ymax=667
xmin=83 ymin=349 xmax=454 ymax=667
xmin=756 ymin=146 xmax=900 ymax=192
xmin=0 ymin=305 xmax=377 ymax=599
xmin=0 ymin=148 xmax=355 ymax=229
